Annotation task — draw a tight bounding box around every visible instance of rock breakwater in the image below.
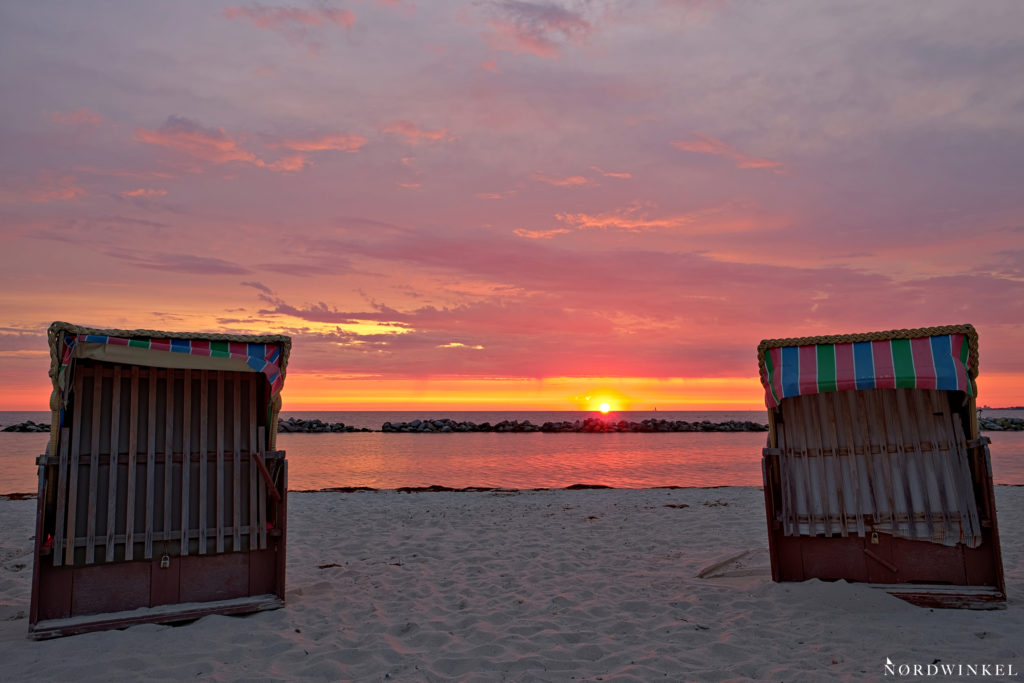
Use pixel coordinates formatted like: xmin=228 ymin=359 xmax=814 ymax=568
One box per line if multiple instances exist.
xmin=2 ymin=420 xmax=50 ymax=432
xmin=380 ymin=417 xmax=769 ymax=433
xmin=277 ymin=417 xmax=372 ymax=433
xmin=979 ymin=416 xmax=1024 ymax=431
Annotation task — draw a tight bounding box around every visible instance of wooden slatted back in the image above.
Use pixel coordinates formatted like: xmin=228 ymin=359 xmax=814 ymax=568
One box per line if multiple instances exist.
xmin=47 ymin=362 xmax=278 ymax=567
xmin=774 ymin=388 xmax=981 ymax=545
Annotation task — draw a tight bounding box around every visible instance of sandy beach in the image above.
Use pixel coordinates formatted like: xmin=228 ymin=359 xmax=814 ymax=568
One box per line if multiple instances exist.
xmin=1 ymin=486 xmax=1021 ymax=681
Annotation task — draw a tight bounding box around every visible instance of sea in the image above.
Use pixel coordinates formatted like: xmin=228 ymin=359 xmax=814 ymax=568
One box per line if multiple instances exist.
xmin=2 ymin=409 xmax=1022 ymax=494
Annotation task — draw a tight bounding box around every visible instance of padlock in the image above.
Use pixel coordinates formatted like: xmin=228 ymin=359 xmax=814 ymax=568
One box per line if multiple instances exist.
xmin=870 ymin=532 xmax=879 ymax=545
xmin=160 ymin=554 xmax=170 ymax=569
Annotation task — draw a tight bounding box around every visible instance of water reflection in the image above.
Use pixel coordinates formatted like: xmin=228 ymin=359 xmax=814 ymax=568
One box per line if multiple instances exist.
xmin=2 ymin=430 xmax=1022 ymax=494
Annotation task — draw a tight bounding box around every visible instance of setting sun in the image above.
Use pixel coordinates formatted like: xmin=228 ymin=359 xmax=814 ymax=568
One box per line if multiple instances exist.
xmin=599 ymin=402 xmax=611 ymax=414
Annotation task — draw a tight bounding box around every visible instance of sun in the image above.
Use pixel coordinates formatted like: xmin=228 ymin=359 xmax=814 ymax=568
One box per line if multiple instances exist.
xmin=599 ymin=402 xmax=611 ymax=414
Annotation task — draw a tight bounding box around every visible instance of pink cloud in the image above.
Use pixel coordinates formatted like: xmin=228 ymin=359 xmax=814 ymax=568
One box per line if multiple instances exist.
xmin=136 ymin=116 xmax=259 ymax=165
xmin=481 ymin=1 xmax=593 ymax=59
xmin=531 ymin=171 xmax=590 ymax=187
xmin=589 ymin=165 xmax=631 ymax=179
xmin=0 ymin=172 xmax=87 ymax=204
xmin=75 ymin=166 xmax=175 ymax=180
xmin=49 ymin=107 xmax=103 ymax=126
xmin=224 ymin=4 xmax=356 ymax=33
xmin=106 ymin=248 xmax=250 ymax=275
xmin=671 ymin=133 xmax=785 ymax=173
xmin=272 ymin=133 xmax=367 ymax=152
xmin=477 ymin=190 xmax=517 ymax=199
xmin=135 ymin=115 xmax=306 ymax=172
xmin=120 ymin=188 xmax=168 ymax=198
xmin=267 ymin=154 xmax=309 ymax=171
xmin=480 ymin=59 xmax=499 ymax=72
xmin=382 ymin=120 xmax=452 ymax=145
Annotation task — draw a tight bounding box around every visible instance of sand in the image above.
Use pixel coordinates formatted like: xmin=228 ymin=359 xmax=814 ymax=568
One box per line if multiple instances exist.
xmin=0 ymin=486 xmax=1021 ymax=681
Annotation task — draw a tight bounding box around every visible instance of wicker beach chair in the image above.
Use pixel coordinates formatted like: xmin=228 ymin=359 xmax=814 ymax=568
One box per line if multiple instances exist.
xmin=29 ymin=322 xmax=291 ymax=638
xmin=757 ymin=324 xmax=1005 ymax=608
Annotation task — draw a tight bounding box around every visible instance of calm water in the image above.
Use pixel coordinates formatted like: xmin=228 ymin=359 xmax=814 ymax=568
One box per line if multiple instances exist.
xmin=2 ymin=410 xmax=1022 ymax=493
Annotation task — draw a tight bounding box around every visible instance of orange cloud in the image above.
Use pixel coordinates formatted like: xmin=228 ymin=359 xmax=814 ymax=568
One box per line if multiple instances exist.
xmin=121 ymin=188 xmax=168 ymax=198
xmin=555 ymin=204 xmax=696 ymax=232
xmin=273 ymin=133 xmax=367 ymax=152
xmin=514 ymin=227 xmax=571 ymax=239
xmin=49 ymin=107 xmax=103 ymax=126
xmin=671 ymin=133 xmax=784 ymax=173
xmin=531 ymin=172 xmax=590 ymax=187
xmin=382 ymin=120 xmax=452 ymax=145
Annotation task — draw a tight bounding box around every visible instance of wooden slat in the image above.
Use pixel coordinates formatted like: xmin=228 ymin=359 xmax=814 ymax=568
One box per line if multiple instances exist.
xmin=786 ymin=398 xmax=818 ymax=535
xmin=909 ymin=390 xmax=947 ymax=537
xmin=125 ymin=367 xmax=139 ymax=561
xmin=839 ymin=389 xmax=869 ymax=536
xmin=805 ymin=395 xmax=835 ymax=536
xmin=53 ymin=428 xmax=71 ymax=567
xmin=70 ymin=525 xmax=262 ymax=546
xmin=233 ymin=376 xmax=242 ymax=552
xmin=85 ymin=370 xmax=103 ymax=564
xmin=65 ymin=373 xmax=84 ymax=566
xmin=928 ymin=391 xmax=968 ymax=538
xmin=951 ymin=417 xmax=983 ymax=536
xmin=198 ymin=371 xmax=209 ymax=555
xmin=258 ymin=426 xmax=267 ymax=550
xmin=880 ymin=390 xmax=914 ymax=538
xmin=865 ymin=390 xmax=897 ymax=532
xmin=216 ymin=371 xmax=225 ymax=554
xmin=145 ymin=367 xmax=157 ymax=559
xmin=249 ymin=375 xmax=258 ymax=551
xmin=894 ymin=389 xmax=931 ymax=539
xmin=105 ymin=366 xmax=122 ymax=562
xmin=181 ymin=369 xmax=192 ymax=556
xmin=164 ymin=369 xmax=174 ymax=547
xmin=816 ymin=393 xmax=848 ymax=537
xmin=776 ymin=420 xmax=798 ymax=536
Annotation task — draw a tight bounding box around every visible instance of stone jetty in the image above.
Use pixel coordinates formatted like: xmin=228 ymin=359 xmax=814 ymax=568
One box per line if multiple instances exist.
xmin=380 ymin=417 xmax=769 ymax=433
xmin=5 ymin=416 xmax=1019 ymax=434
xmin=277 ymin=417 xmax=372 ymax=433
xmin=979 ymin=416 xmax=1024 ymax=431
xmin=1 ymin=420 xmax=50 ymax=432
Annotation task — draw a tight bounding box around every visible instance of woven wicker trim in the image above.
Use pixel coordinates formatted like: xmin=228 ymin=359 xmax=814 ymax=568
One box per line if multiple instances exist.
xmin=756 ymin=324 xmax=979 ymax=395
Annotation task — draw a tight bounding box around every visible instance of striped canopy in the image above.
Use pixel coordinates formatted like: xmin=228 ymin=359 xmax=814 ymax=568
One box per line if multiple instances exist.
xmin=757 ymin=325 xmax=978 ymax=408
xmin=63 ymin=334 xmax=285 ymax=395
xmin=49 ymin=322 xmax=290 ymax=399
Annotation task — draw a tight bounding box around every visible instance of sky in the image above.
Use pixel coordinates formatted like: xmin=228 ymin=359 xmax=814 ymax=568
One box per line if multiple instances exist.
xmin=0 ymin=0 xmax=1022 ymax=411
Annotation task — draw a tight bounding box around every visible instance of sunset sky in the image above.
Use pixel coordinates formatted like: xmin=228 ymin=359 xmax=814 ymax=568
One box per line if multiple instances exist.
xmin=1 ymin=1 xmax=1022 ymax=411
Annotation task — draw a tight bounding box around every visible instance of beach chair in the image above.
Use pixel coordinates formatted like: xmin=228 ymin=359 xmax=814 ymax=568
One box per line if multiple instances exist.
xmin=757 ymin=325 xmax=1005 ymax=608
xmin=29 ymin=322 xmax=291 ymax=639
